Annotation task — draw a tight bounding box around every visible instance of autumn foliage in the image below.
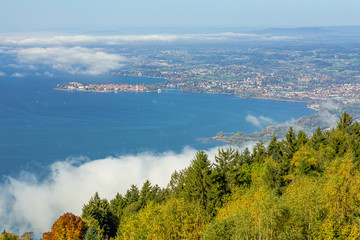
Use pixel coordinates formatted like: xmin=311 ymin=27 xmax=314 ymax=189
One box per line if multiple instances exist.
xmin=0 ymin=231 xmax=20 ymax=240
xmin=42 ymin=213 xmax=85 ymax=240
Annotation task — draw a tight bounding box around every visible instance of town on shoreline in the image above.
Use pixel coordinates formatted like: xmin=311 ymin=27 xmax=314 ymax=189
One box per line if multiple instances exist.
xmin=54 ymin=82 xmax=162 ymax=93
xmin=108 ymin=45 xmax=360 ymax=106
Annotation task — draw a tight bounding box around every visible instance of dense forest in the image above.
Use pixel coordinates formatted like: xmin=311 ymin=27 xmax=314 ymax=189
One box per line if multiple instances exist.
xmin=4 ymin=112 xmax=360 ymax=239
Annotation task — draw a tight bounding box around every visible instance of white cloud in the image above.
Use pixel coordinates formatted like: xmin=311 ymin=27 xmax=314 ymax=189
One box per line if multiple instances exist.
xmin=319 ymin=111 xmax=338 ymax=128
xmin=0 ymin=72 xmax=6 ymax=76
xmin=44 ymin=72 xmax=54 ymax=77
xmin=1 ymin=145 xmax=241 ymax=237
xmin=11 ymin=72 xmax=24 ymax=77
xmin=245 ymin=114 xmax=276 ymax=127
xmin=246 ymin=114 xmax=261 ymax=127
xmin=320 ymin=99 xmax=340 ymax=111
xmin=0 ymin=33 xmax=297 ymax=46
xmin=0 ymin=143 xmax=262 ymax=238
xmin=16 ymin=47 xmax=127 ymax=75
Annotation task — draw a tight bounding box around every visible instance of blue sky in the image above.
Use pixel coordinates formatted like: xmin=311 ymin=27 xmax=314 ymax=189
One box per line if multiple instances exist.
xmin=1 ymin=0 xmax=360 ymax=32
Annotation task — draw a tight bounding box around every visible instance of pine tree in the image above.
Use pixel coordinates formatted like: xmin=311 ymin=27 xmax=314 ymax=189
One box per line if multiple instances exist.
xmin=183 ymin=151 xmax=212 ymax=211
xmin=82 ymin=193 xmax=117 ymax=239
xmin=309 ymin=127 xmax=326 ymax=150
xmin=337 ymin=111 xmax=353 ymax=132
xmin=283 ymin=126 xmax=296 ymax=159
xmin=252 ymin=141 xmax=266 ymax=164
xmin=267 ymin=136 xmax=281 ymax=162
xmin=296 ymin=130 xmax=308 ymax=150
xmin=240 ymin=147 xmax=253 ymax=164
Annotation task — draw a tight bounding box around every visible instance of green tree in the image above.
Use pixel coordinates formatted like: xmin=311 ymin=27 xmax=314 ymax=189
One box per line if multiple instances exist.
xmin=139 ymin=180 xmax=152 ymax=207
xmin=228 ymin=149 xmax=252 ymax=189
xmin=82 ymin=193 xmax=117 ymax=239
xmin=109 ymin=193 xmax=126 ymax=221
xmin=296 ymin=130 xmax=308 ymax=150
xmin=351 ymin=120 xmax=360 ymax=137
xmin=210 ymin=148 xmax=238 ymax=214
xmin=240 ymin=147 xmax=253 ymax=165
xmin=325 ymin=129 xmax=351 ymax=160
xmin=280 ymin=127 xmax=297 ymax=178
xmin=337 ymin=111 xmax=353 ymax=132
xmin=252 ymin=141 xmax=267 ymax=163
xmin=309 ymin=127 xmax=326 ymax=150
xmin=262 ymin=157 xmax=282 ymax=194
xmin=138 ymin=180 xmax=164 ymax=207
xmin=183 ymin=151 xmax=212 ymax=211
xmin=84 ymin=226 xmax=98 ymax=240
xmin=124 ymin=185 xmax=139 ymax=206
xmin=267 ymin=135 xmax=282 ymax=162
xmin=283 ymin=126 xmax=296 ymax=159
xmin=168 ymin=169 xmax=186 ymax=196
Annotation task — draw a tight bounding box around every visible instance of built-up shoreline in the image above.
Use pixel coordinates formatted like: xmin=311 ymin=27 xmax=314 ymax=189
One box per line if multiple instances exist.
xmin=54 ymin=82 xmax=162 ymax=93
xmin=55 ymin=81 xmax=322 ymax=111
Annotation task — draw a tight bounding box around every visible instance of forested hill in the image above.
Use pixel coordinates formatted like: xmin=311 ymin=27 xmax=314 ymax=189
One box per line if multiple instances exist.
xmin=4 ymin=112 xmax=360 ymax=240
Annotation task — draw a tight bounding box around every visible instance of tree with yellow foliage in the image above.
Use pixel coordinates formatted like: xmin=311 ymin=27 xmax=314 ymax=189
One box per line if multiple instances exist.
xmin=118 ymin=197 xmax=205 ymax=240
xmin=319 ymin=153 xmax=360 ymax=239
xmin=0 ymin=231 xmax=19 ymax=240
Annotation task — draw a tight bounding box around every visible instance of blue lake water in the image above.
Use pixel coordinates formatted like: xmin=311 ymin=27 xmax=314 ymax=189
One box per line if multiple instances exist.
xmin=0 ymin=75 xmax=316 ymax=177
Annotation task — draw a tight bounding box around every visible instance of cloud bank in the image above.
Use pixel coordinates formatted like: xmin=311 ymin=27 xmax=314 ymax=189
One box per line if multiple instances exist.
xmin=0 ymin=32 xmax=297 ymax=47
xmin=0 ymin=146 xmax=234 ymax=237
xmin=0 ymin=32 xmax=296 ymax=76
xmin=16 ymin=47 xmax=127 ymax=75
xmin=245 ymin=114 xmax=276 ymax=127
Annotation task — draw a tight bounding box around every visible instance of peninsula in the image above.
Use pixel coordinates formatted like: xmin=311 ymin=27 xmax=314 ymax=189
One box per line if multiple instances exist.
xmin=54 ymin=82 xmax=162 ymax=93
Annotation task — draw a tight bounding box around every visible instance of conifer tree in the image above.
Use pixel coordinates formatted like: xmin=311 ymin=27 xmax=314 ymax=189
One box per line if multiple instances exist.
xmin=138 ymin=180 xmax=163 ymax=207
xmin=110 ymin=193 xmax=126 ymax=220
xmin=280 ymin=127 xmax=297 ymax=177
xmin=252 ymin=141 xmax=266 ymax=163
xmin=82 ymin=193 xmax=117 ymax=239
xmin=296 ymin=130 xmax=308 ymax=150
xmin=183 ymin=151 xmax=212 ymax=211
xmin=337 ymin=111 xmax=353 ymax=132
xmin=210 ymin=148 xmax=238 ymax=214
xmin=124 ymin=185 xmax=139 ymax=205
xmin=228 ymin=149 xmax=252 ymax=188
xmin=283 ymin=126 xmax=296 ymax=159
xmin=168 ymin=169 xmax=186 ymax=196
xmin=240 ymin=147 xmax=253 ymax=164
xmin=309 ymin=127 xmax=325 ymax=150
xmin=267 ymin=136 xmax=281 ymax=162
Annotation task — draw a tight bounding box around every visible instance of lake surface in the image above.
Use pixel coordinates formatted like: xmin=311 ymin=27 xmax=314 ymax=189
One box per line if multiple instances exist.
xmin=0 ymin=75 xmax=316 ymax=177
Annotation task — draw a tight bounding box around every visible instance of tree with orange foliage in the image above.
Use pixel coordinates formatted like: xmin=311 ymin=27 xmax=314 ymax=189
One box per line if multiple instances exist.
xmin=42 ymin=213 xmax=85 ymax=240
